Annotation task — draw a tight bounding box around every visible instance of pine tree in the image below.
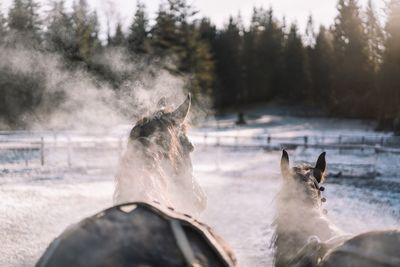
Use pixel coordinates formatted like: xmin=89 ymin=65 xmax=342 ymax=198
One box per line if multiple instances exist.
xmin=331 ymin=0 xmax=374 ymax=117
xmin=309 ymin=26 xmax=334 ymax=105
xmin=109 ymin=22 xmax=125 ymax=46
xmin=282 ymin=23 xmax=311 ymax=101
xmin=8 ymin=0 xmax=28 ymax=31
xmin=259 ymin=8 xmax=285 ymax=101
xmin=71 ymin=0 xmax=100 ymax=62
xmin=197 ymin=17 xmax=216 ymax=44
xmin=0 ymin=5 xmax=7 ymax=43
xmin=150 ymin=0 xmax=215 ymax=98
xmin=379 ymin=0 xmax=400 ymax=130
xmin=45 ymin=0 xmax=75 ymax=57
xmin=213 ymin=16 xmax=243 ymax=106
xmin=241 ymin=7 xmax=261 ymax=103
xmin=127 ymin=1 xmax=148 ymax=54
xmin=151 ymin=2 xmax=176 ymax=56
xmin=365 ymin=0 xmax=384 ymax=72
xmin=8 ymin=0 xmax=42 ymax=45
xmin=305 ymin=14 xmax=316 ymax=47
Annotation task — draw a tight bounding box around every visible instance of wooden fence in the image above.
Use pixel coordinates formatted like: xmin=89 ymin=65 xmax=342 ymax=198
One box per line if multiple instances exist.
xmin=0 ymin=131 xmax=399 ymax=169
xmin=190 ymin=132 xmax=400 ymax=153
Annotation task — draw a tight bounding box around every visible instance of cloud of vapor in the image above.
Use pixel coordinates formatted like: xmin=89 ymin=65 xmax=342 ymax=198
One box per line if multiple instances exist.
xmin=0 ymin=45 xmax=191 ymax=131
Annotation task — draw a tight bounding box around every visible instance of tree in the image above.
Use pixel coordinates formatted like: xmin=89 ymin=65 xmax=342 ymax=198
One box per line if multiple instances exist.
xmin=151 ymin=2 xmax=177 ymax=56
xmin=8 ymin=0 xmax=42 ymax=45
xmin=365 ymin=0 xmax=385 ymax=73
xmin=0 ymin=5 xmax=7 ymax=43
xmin=378 ymin=0 xmax=400 ymax=129
xmin=45 ymin=0 xmax=75 ymax=57
xmin=331 ymin=0 xmax=374 ymax=117
xmin=254 ymin=7 xmax=285 ymax=101
xmin=71 ymin=0 xmax=100 ymax=62
xmin=109 ymin=22 xmax=126 ymax=46
xmin=305 ymin=14 xmax=316 ymax=47
xmin=309 ymin=26 xmax=334 ymax=105
xmin=282 ymin=23 xmax=311 ymax=101
xmin=213 ymin=16 xmax=243 ymax=106
xmin=150 ymin=0 xmax=215 ymax=98
xmin=127 ymin=1 xmax=149 ymax=54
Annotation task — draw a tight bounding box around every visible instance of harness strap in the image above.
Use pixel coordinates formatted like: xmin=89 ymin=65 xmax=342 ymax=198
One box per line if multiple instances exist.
xmin=170 ymin=219 xmax=203 ymax=267
xmin=283 ymin=238 xmax=326 ymax=267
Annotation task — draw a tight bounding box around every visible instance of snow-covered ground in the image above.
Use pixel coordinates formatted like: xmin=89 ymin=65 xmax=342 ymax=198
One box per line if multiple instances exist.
xmin=0 ymin=114 xmax=399 ymax=267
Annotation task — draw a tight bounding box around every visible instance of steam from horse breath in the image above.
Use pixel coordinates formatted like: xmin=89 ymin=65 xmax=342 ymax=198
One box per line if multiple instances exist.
xmin=0 ymin=45 xmax=209 ymax=217
xmin=0 ymin=46 xmax=198 ymax=130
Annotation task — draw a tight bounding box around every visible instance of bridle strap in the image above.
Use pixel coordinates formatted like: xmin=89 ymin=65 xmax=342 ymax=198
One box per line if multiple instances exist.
xmin=170 ymin=219 xmax=203 ymax=267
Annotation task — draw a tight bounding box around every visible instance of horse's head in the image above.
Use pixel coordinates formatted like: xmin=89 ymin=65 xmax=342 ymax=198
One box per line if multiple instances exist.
xmin=274 ymin=151 xmax=342 ymax=267
xmin=115 ymin=94 xmax=206 ymax=215
xmin=280 ymin=150 xmax=326 ymax=209
xmin=128 ymin=94 xmax=194 ymax=174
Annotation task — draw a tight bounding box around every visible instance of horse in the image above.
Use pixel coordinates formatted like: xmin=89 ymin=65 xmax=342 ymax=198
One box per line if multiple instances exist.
xmin=35 ymin=95 xmax=236 ymax=267
xmin=272 ymin=150 xmax=400 ymax=267
xmin=113 ymin=94 xmax=207 ymax=216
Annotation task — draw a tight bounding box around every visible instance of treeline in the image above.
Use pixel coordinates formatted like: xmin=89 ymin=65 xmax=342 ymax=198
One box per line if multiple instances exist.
xmin=210 ymin=0 xmax=400 ymax=131
xmin=1 ymin=0 xmax=400 ymax=131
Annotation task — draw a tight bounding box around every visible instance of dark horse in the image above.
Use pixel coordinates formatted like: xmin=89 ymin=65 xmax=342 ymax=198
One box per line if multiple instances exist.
xmin=114 ymin=94 xmax=207 ymax=216
xmin=273 ymin=150 xmax=400 ymax=267
xmin=35 ymin=95 xmax=236 ymax=267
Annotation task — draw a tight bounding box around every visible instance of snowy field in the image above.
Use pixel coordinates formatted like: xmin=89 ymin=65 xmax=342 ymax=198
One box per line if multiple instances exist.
xmin=1 ymin=114 xmax=400 ymax=267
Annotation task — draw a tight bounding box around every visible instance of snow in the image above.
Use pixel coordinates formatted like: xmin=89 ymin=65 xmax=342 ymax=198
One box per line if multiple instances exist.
xmin=0 ymin=114 xmax=399 ymax=267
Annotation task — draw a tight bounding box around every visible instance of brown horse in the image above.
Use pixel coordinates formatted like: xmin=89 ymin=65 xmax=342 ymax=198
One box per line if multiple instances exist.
xmin=273 ymin=150 xmax=400 ymax=267
xmin=113 ymin=94 xmax=207 ymax=216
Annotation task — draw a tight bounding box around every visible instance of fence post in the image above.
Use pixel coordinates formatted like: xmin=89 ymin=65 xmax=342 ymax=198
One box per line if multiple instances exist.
xmin=67 ymin=137 xmax=72 ymax=168
xmin=304 ymin=136 xmax=308 ymax=148
xmin=267 ymin=135 xmax=271 ymax=146
xmin=119 ymin=136 xmax=123 ymax=156
xmin=40 ymin=137 xmax=44 ymax=166
xmin=25 ymin=148 xmax=29 ymax=167
xmin=361 ymin=136 xmax=365 ymax=151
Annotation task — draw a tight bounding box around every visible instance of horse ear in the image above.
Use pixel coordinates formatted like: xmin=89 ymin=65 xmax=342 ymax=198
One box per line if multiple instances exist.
xmin=170 ymin=93 xmax=191 ymax=125
xmin=315 ymin=152 xmax=326 ymax=173
xmin=281 ymin=150 xmax=290 ymax=179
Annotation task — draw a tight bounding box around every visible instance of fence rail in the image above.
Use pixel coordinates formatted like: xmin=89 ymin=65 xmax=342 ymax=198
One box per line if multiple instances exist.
xmin=0 ymin=131 xmax=400 ymax=169
xmin=189 ymin=132 xmax=400 ymax=152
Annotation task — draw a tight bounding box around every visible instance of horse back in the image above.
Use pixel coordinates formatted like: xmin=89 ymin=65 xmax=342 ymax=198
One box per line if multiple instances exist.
xmin=320 ymin=229 xmax=400 ymax=267
xmin=35 ymin=202 xmax=236 ymax=267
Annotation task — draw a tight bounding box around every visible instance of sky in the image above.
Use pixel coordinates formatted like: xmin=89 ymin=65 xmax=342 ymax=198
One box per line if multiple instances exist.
xmin=1 ymin=0 xmax=386 ymax=39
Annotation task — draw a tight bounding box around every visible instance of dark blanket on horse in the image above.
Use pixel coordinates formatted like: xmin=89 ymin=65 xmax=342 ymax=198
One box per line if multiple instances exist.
xmin=35 ymin=202 xmax=236 ymax=267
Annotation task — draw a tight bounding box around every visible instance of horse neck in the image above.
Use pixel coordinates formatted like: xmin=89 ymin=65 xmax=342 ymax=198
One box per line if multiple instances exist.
xmin=113 ymin=147 xmax=192 ymax=206
xmin=114 ymin=149 xmax=168 ymax=204
xmin=273 ymin=196 xmax=341 ymax=267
